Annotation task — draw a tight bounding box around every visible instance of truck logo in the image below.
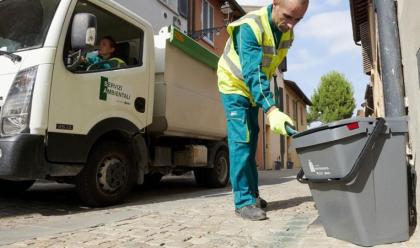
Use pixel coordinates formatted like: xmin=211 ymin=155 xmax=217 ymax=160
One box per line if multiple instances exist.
xmin=100 ymin=76 xmax=131 ymax=104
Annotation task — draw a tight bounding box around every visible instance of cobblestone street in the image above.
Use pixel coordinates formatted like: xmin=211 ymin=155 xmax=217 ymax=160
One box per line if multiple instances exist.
xmin=0 ymin=170 xmax=419 ymax=248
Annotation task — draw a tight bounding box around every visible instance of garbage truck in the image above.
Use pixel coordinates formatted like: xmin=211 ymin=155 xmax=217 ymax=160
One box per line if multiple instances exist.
xmin=0 ymin=0 xmax=228 ymax=206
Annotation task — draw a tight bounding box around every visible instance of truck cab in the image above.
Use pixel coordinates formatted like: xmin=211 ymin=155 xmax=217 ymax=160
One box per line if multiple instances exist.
xmin=0 ymin=0 xmax=228 ymax=206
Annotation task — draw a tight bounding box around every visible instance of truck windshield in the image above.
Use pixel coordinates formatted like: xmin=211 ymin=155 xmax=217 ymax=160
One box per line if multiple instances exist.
xmin=0 ymin=0 xmax=60 ymax=53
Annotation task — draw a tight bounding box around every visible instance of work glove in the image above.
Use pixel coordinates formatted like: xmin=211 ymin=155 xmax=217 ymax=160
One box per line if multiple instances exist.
xmin=267 ymin=107 xmax=295 ymax=136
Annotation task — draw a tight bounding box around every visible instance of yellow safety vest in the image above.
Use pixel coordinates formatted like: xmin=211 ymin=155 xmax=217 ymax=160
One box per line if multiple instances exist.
xmin=217 ymin=6 xmax=294 ymax=104
xmin=110 ymin=57 xmax=127 ymax=68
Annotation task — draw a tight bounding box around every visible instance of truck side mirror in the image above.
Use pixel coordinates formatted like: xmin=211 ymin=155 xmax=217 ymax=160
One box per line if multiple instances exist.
xmin=71 ymin=13 xmax=97 ymax=50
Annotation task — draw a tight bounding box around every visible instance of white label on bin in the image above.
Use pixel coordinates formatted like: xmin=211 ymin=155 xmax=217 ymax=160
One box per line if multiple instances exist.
xmin=308 ymin=160 xmax=331 ymax=175
xmin=308 ymin=160 xmax=316 ymax=172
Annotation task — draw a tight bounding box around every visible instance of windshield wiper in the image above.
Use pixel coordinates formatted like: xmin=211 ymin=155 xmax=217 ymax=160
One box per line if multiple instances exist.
xmin=0 ymin=51 xmax=22 ymax=63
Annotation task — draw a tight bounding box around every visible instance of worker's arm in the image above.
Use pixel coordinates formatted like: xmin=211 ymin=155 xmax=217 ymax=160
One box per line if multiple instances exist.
xmin=233 ymin=24 xmax=275 ymax=113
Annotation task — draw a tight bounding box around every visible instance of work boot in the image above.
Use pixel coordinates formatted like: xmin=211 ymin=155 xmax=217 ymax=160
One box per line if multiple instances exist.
xmin=235 ymin=205 xmax=267 ymax=221
xmin=256 ymin=197 xmax=268 ymax=209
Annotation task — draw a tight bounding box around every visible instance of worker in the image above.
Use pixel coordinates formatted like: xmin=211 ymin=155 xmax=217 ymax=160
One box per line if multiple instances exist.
xmin=217 ymin=0 xmax=309 ymax=221
xmin=83 ymin=36 xmax=126 ymax=70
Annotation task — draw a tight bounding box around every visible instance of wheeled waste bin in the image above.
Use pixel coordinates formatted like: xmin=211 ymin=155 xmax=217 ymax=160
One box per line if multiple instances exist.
xmin=292 ymin=117 xmax=417 ymax=247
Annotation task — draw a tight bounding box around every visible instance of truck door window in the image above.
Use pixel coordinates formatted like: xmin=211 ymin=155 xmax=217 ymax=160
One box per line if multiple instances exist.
xmin=64 ymin=1 xmax=144 ymax=73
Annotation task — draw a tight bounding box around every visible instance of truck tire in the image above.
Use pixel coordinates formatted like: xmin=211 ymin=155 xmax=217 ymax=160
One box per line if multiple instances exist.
xmin=194 ymin=147 xmax=229 ymax=188
xmin=0 ymin=179 xmax=35 ymax=195
xmin=76 ymin=141 xmax=135 ymax=207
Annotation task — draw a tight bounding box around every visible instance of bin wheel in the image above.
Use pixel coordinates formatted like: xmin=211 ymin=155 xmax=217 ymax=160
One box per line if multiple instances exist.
xmin=0 ymin=179 xmax=35 ymax=195
xmin=194 ymin=147 xmax=229 ymax=188
xmin=76 ymin=141 xmax=135 ymax=207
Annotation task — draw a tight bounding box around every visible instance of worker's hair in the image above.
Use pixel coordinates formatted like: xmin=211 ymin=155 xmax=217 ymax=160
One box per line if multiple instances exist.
xmin=101 ymin=36 xmax=117 ymax=49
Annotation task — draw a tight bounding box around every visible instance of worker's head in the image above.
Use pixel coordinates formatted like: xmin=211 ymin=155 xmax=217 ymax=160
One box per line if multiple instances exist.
xmin=98 ymin=36 xmax=116 ymax=59
xmin=272 ymin=0 xmax=309 ymax=32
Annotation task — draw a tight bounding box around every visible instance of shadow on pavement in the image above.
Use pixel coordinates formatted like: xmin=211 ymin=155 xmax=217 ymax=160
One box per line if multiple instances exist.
xmin=0 ymin=170 xmax=299 ymax=219
xmin=266 ymin=196 xmax=313 ymax=212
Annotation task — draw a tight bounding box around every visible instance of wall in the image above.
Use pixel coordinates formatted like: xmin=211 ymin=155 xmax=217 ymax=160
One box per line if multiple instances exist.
xmin=191 ymin=0 xmax=229 ymax=56
xmin=367 ymin=2 xmax=385 ymax=117
xmin=397 ymin=0 xmax=420 ymax=166
xmin=115 ymin=0 xmax=188 ymax=35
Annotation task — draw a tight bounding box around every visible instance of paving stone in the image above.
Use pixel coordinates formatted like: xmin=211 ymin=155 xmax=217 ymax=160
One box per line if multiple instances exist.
xmin=0 ymin=171 xmax=418 ymax=247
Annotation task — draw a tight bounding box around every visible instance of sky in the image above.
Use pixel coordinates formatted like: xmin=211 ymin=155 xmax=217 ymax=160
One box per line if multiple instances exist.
xmin=236 ymin=0 xmax=368 ymax=112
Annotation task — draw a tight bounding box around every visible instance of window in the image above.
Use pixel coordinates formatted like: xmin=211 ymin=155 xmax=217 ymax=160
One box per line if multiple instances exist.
xmin=293 ymin=100 xmax=298 ymax=121
xmin=278 ymin=87 xmax=284 ymax=111
xmin=300 ymin=105 xmax=305 ymax=125
xmin=64 ymin=1 xmax=144 ymax=73
xmin=202 ymin=0 xmax=214 ymax=44
xmin=178 ymin=0 xmax=188 ymax=18
xmin=286 ymin=94 xmax=290 ymax=114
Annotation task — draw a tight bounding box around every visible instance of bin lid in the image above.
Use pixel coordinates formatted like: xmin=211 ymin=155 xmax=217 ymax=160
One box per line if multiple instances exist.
xmin=294 ymin=117 xmax=408 ymax=139
xmin=292 ymin=117 xmax=407 ymax=149
xmin=293 ymin=117 xmax=376 ymax=139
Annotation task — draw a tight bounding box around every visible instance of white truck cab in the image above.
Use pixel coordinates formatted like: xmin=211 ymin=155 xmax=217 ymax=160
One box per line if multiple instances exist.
xmin=0 ymin=0 xmax=227 ymax=206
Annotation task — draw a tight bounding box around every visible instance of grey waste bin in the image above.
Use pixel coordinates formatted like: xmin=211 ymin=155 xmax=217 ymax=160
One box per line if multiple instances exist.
xmin=292 ymin=117 xmax=417 ymax=247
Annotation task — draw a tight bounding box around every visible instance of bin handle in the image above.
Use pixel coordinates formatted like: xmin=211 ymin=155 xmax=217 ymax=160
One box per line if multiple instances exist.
xmin=297 ymin=117 xmax=386 ymax=184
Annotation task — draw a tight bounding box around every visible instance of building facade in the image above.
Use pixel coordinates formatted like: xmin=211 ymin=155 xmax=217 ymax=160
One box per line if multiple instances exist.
xmin=349 ymin=0 xmax=420 ymax=168
xmin=188 ymin=0 xmax=245 ymax=55
xmin=115 ymin=0 xmax=245 ymax=55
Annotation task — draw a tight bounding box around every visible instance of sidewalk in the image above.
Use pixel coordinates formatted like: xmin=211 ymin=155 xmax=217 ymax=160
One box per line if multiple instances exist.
xmin=0 ymin=170 xmax=418 ymax=247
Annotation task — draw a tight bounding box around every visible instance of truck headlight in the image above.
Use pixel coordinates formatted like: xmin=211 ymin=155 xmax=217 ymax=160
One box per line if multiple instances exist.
xmin=1 ymin=66 xmax=38 ymax=136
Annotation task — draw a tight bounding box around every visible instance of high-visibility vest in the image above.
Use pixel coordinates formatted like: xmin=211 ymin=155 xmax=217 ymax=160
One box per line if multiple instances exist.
xmin=110 ymin=57 xmax=127 ymax=68
xmin=217 ymin=6 xmax=294 ymax=104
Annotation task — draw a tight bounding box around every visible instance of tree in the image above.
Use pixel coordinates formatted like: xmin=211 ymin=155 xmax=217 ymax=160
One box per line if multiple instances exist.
xmin=307 ymin=71 xmax=356 ymax=123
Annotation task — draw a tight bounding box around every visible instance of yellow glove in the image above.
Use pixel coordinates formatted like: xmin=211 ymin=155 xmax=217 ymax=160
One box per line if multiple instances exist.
xmin=267 ymin=108 xmax=295 ymax=136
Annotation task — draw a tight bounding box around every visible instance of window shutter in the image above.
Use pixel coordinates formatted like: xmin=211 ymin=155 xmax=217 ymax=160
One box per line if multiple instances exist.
xmin=360 ymin=21 xmax=373 ymax=75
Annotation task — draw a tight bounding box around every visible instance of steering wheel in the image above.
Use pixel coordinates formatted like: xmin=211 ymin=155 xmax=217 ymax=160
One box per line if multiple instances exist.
xmin=66 ymin=49 xmax=83 ymax=70
xmin=86 ymin=60 xmax=118 ymax=71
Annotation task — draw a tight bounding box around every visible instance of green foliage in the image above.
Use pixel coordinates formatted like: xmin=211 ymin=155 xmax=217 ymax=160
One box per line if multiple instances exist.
xmin=307 ymin=71 xmax=356 ymax=123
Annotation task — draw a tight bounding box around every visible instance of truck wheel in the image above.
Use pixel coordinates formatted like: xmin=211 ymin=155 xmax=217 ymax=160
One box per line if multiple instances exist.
xmin=76 ymin=142 xmax=135 ymax=207
xmin=194 ymin=147 xmax=229 ymax=188
xmin=0 ymin=179 xmax=35 ymax=195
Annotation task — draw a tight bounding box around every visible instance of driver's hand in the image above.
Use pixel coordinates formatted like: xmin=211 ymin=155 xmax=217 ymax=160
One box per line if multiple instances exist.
xmin=80 ymin=56 xmax=87 ymax=63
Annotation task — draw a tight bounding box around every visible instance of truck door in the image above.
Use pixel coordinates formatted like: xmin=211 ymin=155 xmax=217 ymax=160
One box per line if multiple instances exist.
xmin=47 ymin=0 xmax=149 ymax=163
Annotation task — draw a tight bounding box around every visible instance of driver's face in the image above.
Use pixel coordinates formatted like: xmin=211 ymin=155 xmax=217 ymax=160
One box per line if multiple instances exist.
xmin=98 ymin=39 xmax=115 ymax=58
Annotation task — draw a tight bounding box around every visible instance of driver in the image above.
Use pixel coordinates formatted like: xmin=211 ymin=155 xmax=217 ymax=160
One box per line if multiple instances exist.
xmin=83 ymin=36 xmax=126 ymax=70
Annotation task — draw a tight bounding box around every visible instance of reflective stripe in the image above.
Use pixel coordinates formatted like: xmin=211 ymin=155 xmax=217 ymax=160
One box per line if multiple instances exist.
xmin=224 ymin=38 xmax=233 ymax=54
xmin=232 ymin=14 xmax=264 ymax=35
xmin=262 ymin=46 xmax=276 ymax=54
xmin=222 ymin=54 xmax=244 ymax=80
xmin=247 ymin=14 xmax=264 ymax=35
xmin=279 ymin=40 xmax=293 ymax=49
xmin=262 ymin=56 xmax=272 ymax=67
